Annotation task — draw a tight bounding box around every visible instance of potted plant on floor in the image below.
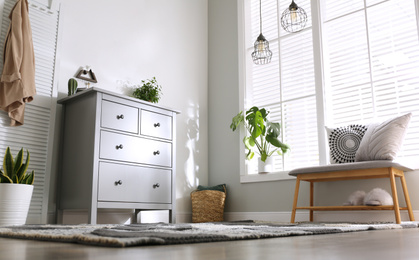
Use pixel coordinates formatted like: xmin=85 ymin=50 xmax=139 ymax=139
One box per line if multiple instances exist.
xmin=230 ymin=106 xmax=290 ymax=173
xmin=0 ymin=147 xmax=35 ymax=225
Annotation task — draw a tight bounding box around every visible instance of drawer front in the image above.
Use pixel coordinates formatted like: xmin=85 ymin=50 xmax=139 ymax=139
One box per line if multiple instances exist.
xmin=101 ymin=100 xmax=139 ymax=134
xmin=98 ymin=162 xmax=171 ymax=203
xmin=141 ymin=110 xmax=172 ymax=140
xmin=100 ymin=131 xmax=172 ymax=167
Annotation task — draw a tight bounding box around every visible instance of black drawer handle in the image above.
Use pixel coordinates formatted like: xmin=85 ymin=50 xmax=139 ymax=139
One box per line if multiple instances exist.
xmin=115 ymin=180 xmax=123 ymax=185
xmin=116 ymin=144 xmax=124 ymax=150
xmin=116 ymin=114 xmax=124 ymax=120
xmin=154 ymin=123 xmax=160 ymax=127
xmin=153 ymin=150 xmax=160 ymax=156
xmin=153 ymin=183 xmax=160 ymax=189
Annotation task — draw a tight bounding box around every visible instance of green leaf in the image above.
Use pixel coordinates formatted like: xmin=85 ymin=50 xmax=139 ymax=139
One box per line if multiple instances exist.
xmin=0 ymin=173 xmax=12 ymax=183
xmin=279 ymin=143 xmax=290 ymax=154
xmin=14 ymin=148 xmax=23 ymax=173
xmin=260 ymin=152 xmax=268 ymax=162
xmin=246 ymin=150 xmax=254 ymax=160
xmin=16 ymin=150 xmax=30 ymax=183
xmin=24 ymin=170 xmax=34 ymax=185
xmin=3 ymin=147 xmax=14 ymax=179
xmin=230 ymin=111 xmax=244 ymax=131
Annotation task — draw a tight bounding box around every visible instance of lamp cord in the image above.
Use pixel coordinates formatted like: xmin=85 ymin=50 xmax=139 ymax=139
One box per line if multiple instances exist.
xmin=259 ymin=0 xmax=262 ymax=34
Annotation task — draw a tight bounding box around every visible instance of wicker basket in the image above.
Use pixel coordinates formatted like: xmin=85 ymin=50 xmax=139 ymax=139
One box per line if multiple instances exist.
xmin=191 ymin=187 xmax=226 ymax=223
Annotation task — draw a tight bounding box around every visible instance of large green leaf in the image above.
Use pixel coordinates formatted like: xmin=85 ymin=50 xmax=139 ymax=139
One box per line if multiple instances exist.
xmin=22 ymin=170 xmax=34 ymax=185
xmin=247 ymin=110 xmax=264 ymax=139
xmin=3 ymin=147 xmax=14 ymax=179
xmin=0 ymin=173 xmax=12 ymax=183
xmin=230 ymin=111 xmax=244 ymax=131
xmin=243 ymin=136 xmax=255 ymax=150
xmin=16 ymin=150 xmax=30 ymax=183
xmin=14 ymin=148 xmax=23 ymax=174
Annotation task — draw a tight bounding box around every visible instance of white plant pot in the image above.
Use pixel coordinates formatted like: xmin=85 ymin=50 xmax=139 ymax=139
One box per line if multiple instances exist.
xmin=258 ymin=157 xmax=274 ymax=174
xmin=0 ymin=184 xmax=34 ymax=226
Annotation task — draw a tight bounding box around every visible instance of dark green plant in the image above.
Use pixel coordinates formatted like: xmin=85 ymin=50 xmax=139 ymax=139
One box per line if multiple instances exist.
xmin=132 ymin=77 xmax=162 ymax=103
xmin=68 ymin=78 xmax=78 ymax=96
xmin=0 ymin=147 xmax=34 ymax=184
xmin=230 ymin=106 xmax=290 ymax=162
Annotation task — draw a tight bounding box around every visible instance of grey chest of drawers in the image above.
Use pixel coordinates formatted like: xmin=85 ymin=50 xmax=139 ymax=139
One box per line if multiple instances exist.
xmin=57 ymin=88 xmax=179 ymax=224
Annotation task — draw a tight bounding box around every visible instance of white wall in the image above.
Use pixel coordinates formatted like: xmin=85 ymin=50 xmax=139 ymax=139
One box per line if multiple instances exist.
xmin=49 ymin=0 xmax=208 ymax=222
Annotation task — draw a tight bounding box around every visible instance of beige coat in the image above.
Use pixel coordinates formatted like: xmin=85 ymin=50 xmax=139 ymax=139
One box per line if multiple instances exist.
xmin=0 ymin=0 xmax=36 ymax=126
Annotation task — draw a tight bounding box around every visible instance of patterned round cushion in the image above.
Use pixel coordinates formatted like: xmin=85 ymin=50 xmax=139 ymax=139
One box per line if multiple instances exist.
xmin=327 ymin=124 xmax=368 ymax=164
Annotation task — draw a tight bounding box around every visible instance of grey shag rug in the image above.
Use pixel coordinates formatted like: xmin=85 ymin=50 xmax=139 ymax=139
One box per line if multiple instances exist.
xmin=0 ymin=221 xmax=417 ymax=247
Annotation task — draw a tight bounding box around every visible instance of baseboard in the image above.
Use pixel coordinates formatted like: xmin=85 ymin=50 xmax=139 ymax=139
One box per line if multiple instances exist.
xmin=223 ymin=210 xmax=419 ymax=223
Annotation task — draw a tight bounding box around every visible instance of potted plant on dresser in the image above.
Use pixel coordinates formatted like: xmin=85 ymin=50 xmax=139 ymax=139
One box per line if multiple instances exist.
xmin=0 ymin=147 xmax=35 ymax=225
xmin=230 ymin=106 xmax=290 ymax=173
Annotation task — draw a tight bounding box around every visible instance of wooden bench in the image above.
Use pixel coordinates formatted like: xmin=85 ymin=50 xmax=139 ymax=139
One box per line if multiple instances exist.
xmin=288 ymin=161 xmax=415 ymax=224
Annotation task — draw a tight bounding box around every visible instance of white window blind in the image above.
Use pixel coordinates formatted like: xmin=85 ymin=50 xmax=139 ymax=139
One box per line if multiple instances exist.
xmin=323 ymin=0 xmax=419 ymax=163
xmin=246 ymin=0 xmax=318 ymax=174
xmin=0 ymin=0 xmax=60 ymax=223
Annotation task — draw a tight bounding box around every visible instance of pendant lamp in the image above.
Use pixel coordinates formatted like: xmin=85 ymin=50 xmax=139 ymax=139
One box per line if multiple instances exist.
xmin=281 ymin=0 xmax=307 ymax=33
xmin=251 ymin=0 xmax=272 ymax=65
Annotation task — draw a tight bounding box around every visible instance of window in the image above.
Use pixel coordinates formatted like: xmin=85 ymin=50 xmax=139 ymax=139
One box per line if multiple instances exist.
xmin=323 ymin=0 xmax=419 ymax=163
xmin=240 ymin=0 xmax=419 ymax=181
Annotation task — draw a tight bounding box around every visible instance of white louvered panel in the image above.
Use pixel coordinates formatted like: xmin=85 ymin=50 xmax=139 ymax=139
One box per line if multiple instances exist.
xmin=323 ymin=0 xmax=364 ymax=22
xmin=283 ymin=96 xmax=318 ymax=170
xmin=367 ymin=0 xmax=419 ymax=160
xmin=0 ymin=0 xmax=60 ymax=223
xmin=281 ymin=29 xmax=315 ymax=101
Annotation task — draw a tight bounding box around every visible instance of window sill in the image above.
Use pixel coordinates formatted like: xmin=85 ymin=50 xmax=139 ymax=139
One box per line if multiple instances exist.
xmin=240 ymin=171 xmax=294 ymax=183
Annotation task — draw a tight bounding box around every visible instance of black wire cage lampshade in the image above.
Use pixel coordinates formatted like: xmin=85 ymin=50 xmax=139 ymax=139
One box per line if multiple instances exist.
xmin=281 ymin=0 xmax=307 ymax=33
xmin=251 ymin=0 xmax=272 ymax=65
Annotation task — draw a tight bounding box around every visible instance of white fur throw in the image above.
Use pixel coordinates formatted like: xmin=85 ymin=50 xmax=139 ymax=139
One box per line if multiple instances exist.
xmin=364 ymin=188 xmax=393 ymax=206
xmin=344 ymin=188 xmax=393 ymax=206
xmin=343 ymin=190 xmax=366 ymax=206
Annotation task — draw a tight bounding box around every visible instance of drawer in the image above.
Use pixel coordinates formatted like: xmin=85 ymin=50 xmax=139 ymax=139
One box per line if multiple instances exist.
xmin=101 ymin=100 xmax=139 ymax=134
xmin=98 ymin=162 xmax=171 ymax=203
xmin=100 ymin=131 xmax=172 ymax=167
xmin=141 ymin=110 xmax=172 ymax=140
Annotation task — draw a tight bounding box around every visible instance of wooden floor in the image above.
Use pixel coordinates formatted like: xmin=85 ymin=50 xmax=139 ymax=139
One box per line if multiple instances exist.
xmin=0 ymin=228 xmax=418 ymax=260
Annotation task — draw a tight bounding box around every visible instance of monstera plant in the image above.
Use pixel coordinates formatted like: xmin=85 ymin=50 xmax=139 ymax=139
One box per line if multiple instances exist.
xmin=230 ymin=106 xmax=289 ymax=163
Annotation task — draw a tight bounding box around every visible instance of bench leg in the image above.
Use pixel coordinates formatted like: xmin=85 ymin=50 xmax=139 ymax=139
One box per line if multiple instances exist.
xmin=389 ymin=170 xmax=401 ymax=224
xmin=310 ymin=182 xmax=314 ymax=222
xmin=291 ymin=176 xmax=301 ymax=223
xmin=400 ymin=172 xmax=415 ymax=221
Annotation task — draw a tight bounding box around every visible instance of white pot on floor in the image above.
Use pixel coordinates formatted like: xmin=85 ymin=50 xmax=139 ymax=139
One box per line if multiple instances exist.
xmin=258 ymin=157 xmax=274 ymax=174
xmin=0 ymin=184 xmax=34 ymax=226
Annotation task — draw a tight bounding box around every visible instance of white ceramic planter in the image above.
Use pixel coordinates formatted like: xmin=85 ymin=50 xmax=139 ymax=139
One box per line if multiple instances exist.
xmin=258 ymin=156 xmax=274 ymax=174
xmin=0 ymin=184 xmax=34 ymax=226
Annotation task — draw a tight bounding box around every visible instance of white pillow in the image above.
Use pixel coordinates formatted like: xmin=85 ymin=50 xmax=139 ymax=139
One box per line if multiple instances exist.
xmin=325 ymin=124 xmax=368 ymax=164
xmin=355 ymin=113 xmax=412 ymax=161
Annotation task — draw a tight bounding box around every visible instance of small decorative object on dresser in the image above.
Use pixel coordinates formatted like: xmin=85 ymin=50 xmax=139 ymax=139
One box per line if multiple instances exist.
xmin=0 ymin=147 xmax=35 ymax=225
xmin=132 ymin=77 xmax=162 ymax=103
xmin=230 ymin=106 xmax=289 ymax=173
xmin=57 ymin=88 xmax=179 ymax=224
xmin=67 ymin=78 xmax=78 ymax=96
